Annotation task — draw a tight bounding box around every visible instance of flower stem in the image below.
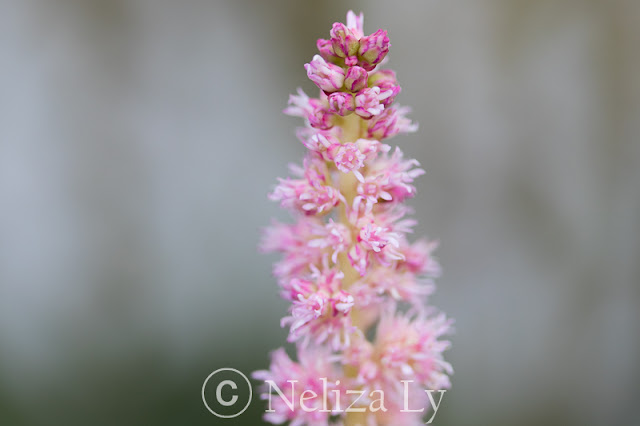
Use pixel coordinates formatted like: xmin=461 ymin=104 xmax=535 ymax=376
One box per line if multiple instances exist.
xmin=336 ymin=113 xmax=362 ymax=290
xmin=337 ymin=114 xmax=369 ymax=426
xmin=345 ymin=411 xmax=367 ymax=426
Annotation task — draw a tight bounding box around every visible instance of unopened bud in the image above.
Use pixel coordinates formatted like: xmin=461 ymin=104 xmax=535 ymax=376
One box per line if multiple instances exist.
xmin=344 ymin=66 xmax=368 ymax=92
xmin=305 ymin=55 xmax=345 ymax=93
xmin=358 ymin=29 xmax=390 ymax=71
xmin=330 ymin=22 xmax=360 ymax=58
xmin=328 ymin=92 xmax=355 ymax=116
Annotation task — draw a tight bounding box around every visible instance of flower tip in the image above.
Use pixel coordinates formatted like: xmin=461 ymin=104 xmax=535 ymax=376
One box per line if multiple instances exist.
xmin=346 ymin=10 xmax=365 ymax=38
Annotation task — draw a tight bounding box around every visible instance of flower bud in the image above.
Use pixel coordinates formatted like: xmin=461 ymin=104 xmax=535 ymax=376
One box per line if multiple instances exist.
xmin=327 ymin=92 xmax=355 ymax=116
xmin=330 ymin=22 xmax=360 ymax=58
xmin=367 ymin=110 xmax=396 ymax=139
xmin=344 ymin=66 xmax=368 ymax=92
xmin=367 ymin=106 xmax=418 ymax=139
xmin=316 ymin=38 xmax=339 ymax=62
xmin=367 ymin=69 xmax=396 ymax=87
xmin=297 ymin=130 xmax=339 ymax=158
xmin=344 ymin=55 xmax=358 ymax=67
xmin=368 ymin=70 xmax=401 ymax=106
xmin=358 ymin=29 xmax=390 ymax=71
xmin=379 ymin=86 xmax=401 ymax=107
xmin=308 ymin=105 xmax=334 ymax=130
xmin=356 ymin=138 xmax=390 ymax=161
xmin=305 ymin=55 xmax=345 ymax=93
xmin=355 ymin=87 xmax=385 ymax=118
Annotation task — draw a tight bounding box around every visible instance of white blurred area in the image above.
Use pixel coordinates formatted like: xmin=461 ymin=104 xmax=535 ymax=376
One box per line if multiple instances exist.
xmin=0 ymin=1 xmax=638 ymax=425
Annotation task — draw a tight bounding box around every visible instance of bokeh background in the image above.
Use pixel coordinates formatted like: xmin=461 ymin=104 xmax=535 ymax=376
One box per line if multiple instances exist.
xmin=1 ymin=0 xmax=638 ymax=425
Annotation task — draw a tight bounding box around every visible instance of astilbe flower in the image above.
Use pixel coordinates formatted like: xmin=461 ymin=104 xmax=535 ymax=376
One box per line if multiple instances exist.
xmin=254 ymin=11 xmax=453 ymax=425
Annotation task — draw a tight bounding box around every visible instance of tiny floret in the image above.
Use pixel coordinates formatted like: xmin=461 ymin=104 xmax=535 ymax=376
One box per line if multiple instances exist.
xmin=355 ymin=87 xmax=387 ymax=118
xmin=327 ymin=92 xmax=355 ymax=116
xmin=344 ymin=66 xmax=368 ymax=92
xmin=305 ymin=55 xmax=345 ymax=93
xmin=358 ymin=29 xmax=391 ymax=70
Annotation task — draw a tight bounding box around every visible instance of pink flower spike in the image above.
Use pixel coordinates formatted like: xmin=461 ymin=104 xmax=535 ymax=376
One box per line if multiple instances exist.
xmin=327 ymin=91 xmax=355 ymax=116
xmin=358 ymin=29 xmax=390 ymax=71
xmin=305 ymin=55 xmax=345 ymax=93
xmin=344 ymin=66 xmax=368 ymax=92
xmin=355 ymin=86 xmax=386 ymax=118
xmin=258 ymin=12 xmax=453 ymax=426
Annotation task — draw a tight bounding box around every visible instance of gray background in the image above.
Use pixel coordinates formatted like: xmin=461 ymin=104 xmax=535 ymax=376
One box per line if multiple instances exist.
xmin=0 ymin=0 xmax=638 ymax=425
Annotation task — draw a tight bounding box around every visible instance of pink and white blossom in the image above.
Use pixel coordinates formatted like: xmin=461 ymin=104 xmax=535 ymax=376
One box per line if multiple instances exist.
xmin=305 ymin=55 xmax=346 ymax=93
xmin=367 ymin=105 xmax=418 ymax=139
xmin=330 ymin=22 xmax=360 ymax=63
xmin=269 ymin=158 xmax=343 ymax=215
xmin=327 ymin=91 xmax=355 ymax=116
xmin=329 ymin=142 xmax=366 ymax=181
xmin=344 ymin=66 xmax=368 ymax=92
xmin=278 ymin=264 xmax=358 ymax=350
xmin=354 ymin=147 xmax=425 ymax=210
xmin=296 ymin=129 xmax=339 ymax=159
xmin=355 ymin=86 xmax=392 ymax=118
xmin=355 ymin=138 xmax=390 ymax=161
xmin=308 ymin=219 xmax=352 ymax=263
xmin=253 ymin=347 xmax=347 ymax=426
xmin=358 ymin=29 xmax=390 ymax=71
xmin=368 ymin=69 xmax=401 ymax=106
xmin=316 ymin=38 xmax=339 ymax=63
xmin=284 ymin=88 xmax=335 ymax=129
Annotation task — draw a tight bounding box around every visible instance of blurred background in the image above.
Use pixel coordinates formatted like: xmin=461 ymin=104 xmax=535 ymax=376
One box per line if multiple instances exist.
xmin=0 ymin=0 xmax=638 ymax=425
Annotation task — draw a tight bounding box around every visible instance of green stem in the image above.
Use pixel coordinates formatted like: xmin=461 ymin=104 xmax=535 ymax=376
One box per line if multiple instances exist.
xmin=336 ymin=114 xmax=369 ymax=426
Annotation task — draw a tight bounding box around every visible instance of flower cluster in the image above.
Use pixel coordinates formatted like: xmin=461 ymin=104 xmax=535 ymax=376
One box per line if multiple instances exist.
xmin=255 ymin=11 xmax=453 ymax=425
